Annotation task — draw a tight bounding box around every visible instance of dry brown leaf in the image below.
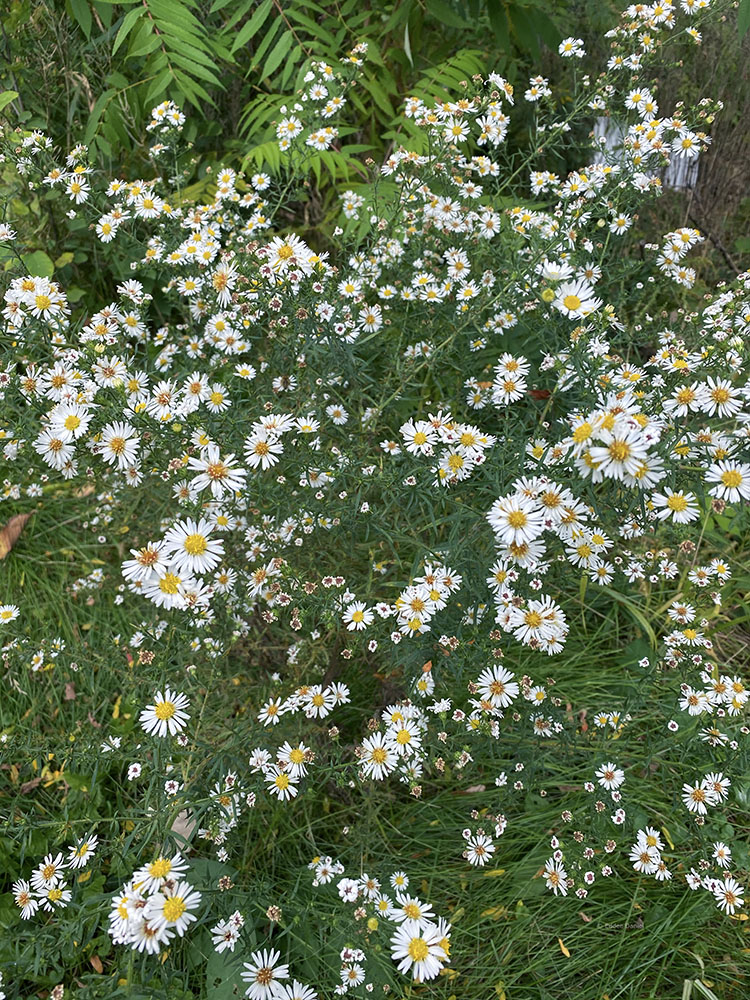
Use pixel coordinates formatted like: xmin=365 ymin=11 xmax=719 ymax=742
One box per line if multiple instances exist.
xmin=171 ymin=809 xmax=198 ymax=845
xmin=20 ymin=776 xmax=42 ymax=794
xmin=65 ymin=683 xmax=76 ymax=701
xmin=90 ymin=955 xmax=103 ymax=974
xmin=0 ymin=512 xmax=33 ymax=559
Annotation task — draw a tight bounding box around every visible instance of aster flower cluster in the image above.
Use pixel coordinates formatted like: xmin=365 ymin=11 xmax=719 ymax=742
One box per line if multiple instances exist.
xmin=108 ymin=854 xmax=201 ymax=954
xmin=313 ymin=862 xmax=452 ymax=986
xmin=13 ymin=835 xmax=98 ymax=920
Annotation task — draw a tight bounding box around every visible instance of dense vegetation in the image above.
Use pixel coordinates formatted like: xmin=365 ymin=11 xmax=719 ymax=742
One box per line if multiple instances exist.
xmin=1 ymin=2 xmax=749 ymax=999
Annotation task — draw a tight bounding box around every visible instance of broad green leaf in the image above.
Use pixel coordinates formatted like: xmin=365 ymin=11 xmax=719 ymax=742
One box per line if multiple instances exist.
xmin=22 ymin=251 xmax=55 ymax=278
xmin=0 ymin=91 xmax=19 ymax=115
xmin=54 ymin=252 xmax=75 ymax=269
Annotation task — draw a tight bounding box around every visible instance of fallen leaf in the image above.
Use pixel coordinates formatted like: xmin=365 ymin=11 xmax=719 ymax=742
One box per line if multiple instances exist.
xmin=579 ymin=911 xmax=592 ymax=923
xmin=558 ymin=937 xmax=570 ymax=958
xmin=90 ymin=955 xmax=103 ymax=973
xmin=171 ymin=809 xmax=198 ymax=845
xmin=0 ymin=512 xmax=33 ymax=559
xmin=528 ymin=388 xmax=551 ymax=399
xmin=65 ymin=683 xmax=76 ymax=701
xmin=20 ymin=776 xmax=42 ymax=794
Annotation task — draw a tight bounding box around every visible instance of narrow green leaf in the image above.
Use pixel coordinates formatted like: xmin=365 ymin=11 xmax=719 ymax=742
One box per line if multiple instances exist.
xmin=262 ymin=29 xmax=293 ymax=78
xmin=113 ymin=7 xmax=144 ymax=54
xmin=83 ymin=89 xmax=116 ymax=144
xmin=168 ymin=37 xmax=221 ymax=69
xmin=231 ymin=0 xmax=273 ymax=55
xmin=144 ymin=66 xmax=174 ymax=106
xmin=69 ymin=0 xmax=93 ymax=39
xmin=403 ymin=23 xmax=413 ymax=67
xmin=173 ymin=69 xmax=213 ymax=104
xmin=170 ymin=54 xmax=223 ymax=86
xmin=216 ymin=0 xmax=253 ymax=33
xmin=279 ymin=45 xmax=303 ymax=89
xmin=739 ymin=0 xmax=750 ymax=38
xmin=362 ymin=77 xmax=393 ymax=117
xmin=487 ymin=0 xmax=510 ymax=51
xmin=425 ymin=0 xmax=468 ymax=29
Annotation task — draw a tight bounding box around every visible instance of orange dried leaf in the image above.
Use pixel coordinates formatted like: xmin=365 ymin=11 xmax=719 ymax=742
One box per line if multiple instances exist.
xmin=0 ymin=512 xmax=33 ymax=559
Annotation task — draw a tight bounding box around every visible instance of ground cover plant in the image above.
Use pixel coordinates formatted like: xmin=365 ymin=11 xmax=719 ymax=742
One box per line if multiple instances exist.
xmin=1 ymin=1 xmax=750 ymax=998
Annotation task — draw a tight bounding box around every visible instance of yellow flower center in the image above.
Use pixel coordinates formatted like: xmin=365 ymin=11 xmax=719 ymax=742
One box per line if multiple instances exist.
xmin=183 ymin=533 xmax=207 ymax=555
xmin=408 ymin=937 xmax=429 ymax=961
xmin=159 ymin=573 xmax=180 ymax=594
xmin=163 ymin=896 xmax=186 ymax=922
xmin=154 ymin=701 xmax=176 ymax=721
xmin=149 ymin=858 xmax=171 ymax=878
xmin=721 ymin=470 xmax=741 ymax=488
xmin=608 ymin=441 xmax=631 ymax=462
